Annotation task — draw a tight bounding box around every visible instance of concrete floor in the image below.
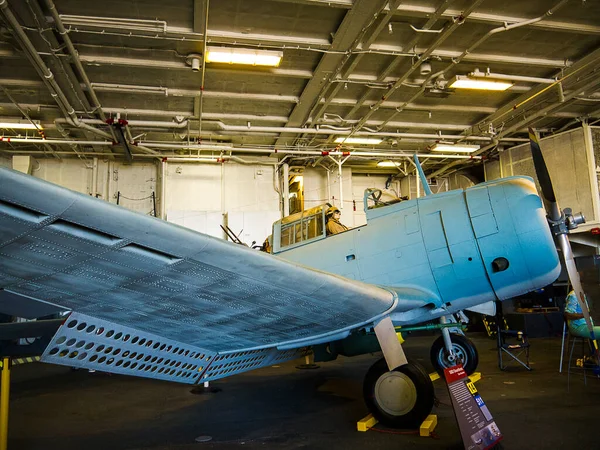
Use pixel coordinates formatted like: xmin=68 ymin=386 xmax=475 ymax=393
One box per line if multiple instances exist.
xmin=5 ymin=333 xmax=599 ymax=450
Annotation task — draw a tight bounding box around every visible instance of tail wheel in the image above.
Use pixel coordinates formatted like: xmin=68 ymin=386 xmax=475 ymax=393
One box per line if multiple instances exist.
xmin=430 ymin=333 xmax=479 ymax=375
xmin=363 ymin=358 xmax=434 ymax=429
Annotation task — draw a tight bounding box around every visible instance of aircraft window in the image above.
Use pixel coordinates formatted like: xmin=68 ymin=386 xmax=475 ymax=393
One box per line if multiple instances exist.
xmin=279 ymin=222 xmax=296 ymax=247
xmin=279 ymin=213 xmax=324 ymax=249
xmin=302 ymin=214 xmax=323 ymax=240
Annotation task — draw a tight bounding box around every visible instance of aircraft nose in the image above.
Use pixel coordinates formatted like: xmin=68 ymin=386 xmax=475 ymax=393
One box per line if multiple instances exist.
xmin=467 ymin=177 xmax=561 ymax=300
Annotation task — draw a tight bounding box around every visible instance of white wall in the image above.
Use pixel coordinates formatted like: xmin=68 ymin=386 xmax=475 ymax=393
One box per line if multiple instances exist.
xmin=109 ymin=161 xmax=158 ymax=215
xmin=19 ymin=158 xmax=159 ymax=217
xmin=6 ymin=155 xmax=281 ymax=246
xmin=165 ymin=159 xmax=280 ymax=245
xmin=303 ymin=166 xmax=354 ymax=225
xmin=33 ymin=157 xmax=93 ymax=194
xmin=166 ymin=163 xmax=222 ymax=212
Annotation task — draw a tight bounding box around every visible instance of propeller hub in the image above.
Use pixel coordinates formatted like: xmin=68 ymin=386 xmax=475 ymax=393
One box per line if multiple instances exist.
xmin=548 ymin=208 xmax=585 ymax=236
xmin=565 ymin=208 xmax=585 ymax=230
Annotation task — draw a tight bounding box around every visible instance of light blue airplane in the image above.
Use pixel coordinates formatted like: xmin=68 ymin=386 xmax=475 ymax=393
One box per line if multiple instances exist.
xmin=0 ymin=132 xmax=586 ymax=428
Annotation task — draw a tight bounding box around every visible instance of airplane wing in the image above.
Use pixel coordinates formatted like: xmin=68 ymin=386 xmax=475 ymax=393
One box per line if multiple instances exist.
xmin=0 ymin=167 xmax=407 ymax=384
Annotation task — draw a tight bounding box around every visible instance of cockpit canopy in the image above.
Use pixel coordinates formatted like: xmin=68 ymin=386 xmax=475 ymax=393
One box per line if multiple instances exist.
xmin=272 ymin=204 xmax=329 ymax=253
xmin=271 ymin=189 xmax=407 ymax=254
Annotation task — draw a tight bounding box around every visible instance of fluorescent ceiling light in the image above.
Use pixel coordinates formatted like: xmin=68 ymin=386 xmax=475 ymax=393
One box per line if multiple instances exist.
xmin=0 ymin=120 xmax=43 ymax=130
xmin=205 ymin=47 xmax=283 ymax=67
xmin=431 ymin=143 xmax=480 ymax=153
xmin=377 ymin=161 xmax=400 ymax=167
xmin=334 ymin=137 xmax=382 ymax=145
xmin=448 ymin=75 xmax=513 ymax=91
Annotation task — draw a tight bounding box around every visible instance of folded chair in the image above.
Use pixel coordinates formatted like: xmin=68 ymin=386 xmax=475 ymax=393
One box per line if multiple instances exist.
xmin=496 ymin=301 xmax=532 ymax=371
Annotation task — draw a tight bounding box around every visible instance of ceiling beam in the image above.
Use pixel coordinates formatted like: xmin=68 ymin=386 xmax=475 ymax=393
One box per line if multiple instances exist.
xmin=273 ymin=0 xmax=391 ymax=149
xmin=308 ymin=0 xmax=404 ymax=126
xmin=345 ymin=0 xmax=456 ymax=121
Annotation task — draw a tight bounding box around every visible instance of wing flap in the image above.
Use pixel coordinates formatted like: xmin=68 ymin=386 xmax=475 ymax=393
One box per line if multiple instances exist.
xmin=42 ymin=311 xmax=307 ymax=384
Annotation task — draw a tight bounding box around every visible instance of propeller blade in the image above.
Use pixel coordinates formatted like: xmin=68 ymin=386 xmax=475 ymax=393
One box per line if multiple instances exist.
xmin=529 ymin=128 xmax=596 ymax=340
xmin=558 ymin=234 xmax=596 ymax=340
xmin=528 ymin=128 xmax=559 ymax=219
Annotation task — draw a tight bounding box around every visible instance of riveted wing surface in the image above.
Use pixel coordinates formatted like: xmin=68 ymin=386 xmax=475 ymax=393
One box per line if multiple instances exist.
xmin=0 ymin=168 xmax=396 ymax=357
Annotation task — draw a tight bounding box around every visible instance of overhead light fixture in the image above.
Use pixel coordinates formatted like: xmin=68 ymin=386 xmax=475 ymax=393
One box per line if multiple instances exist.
xmin=0 ymin=120 xmax=43 ymax=130
xmin=205 ymin=47 xmax=283 ymax=67
xmin=334 ymin=137 xmax=382 ymax=145
xmin=431 ymin=143 xmax=480 ymax=153
xmin=377 ymin=161 xmax=400 ymax=167
xmin=448 ymin=75 xmax=513 ymax=91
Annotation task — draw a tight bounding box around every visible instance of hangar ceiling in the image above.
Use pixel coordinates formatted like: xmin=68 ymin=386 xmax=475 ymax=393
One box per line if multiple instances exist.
xmin=0 ymin=0 xmax=599 ymax=177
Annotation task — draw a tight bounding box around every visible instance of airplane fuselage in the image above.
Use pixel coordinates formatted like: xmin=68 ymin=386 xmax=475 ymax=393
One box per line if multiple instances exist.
xmin=274 ymin=176 xmax=560 ymax=325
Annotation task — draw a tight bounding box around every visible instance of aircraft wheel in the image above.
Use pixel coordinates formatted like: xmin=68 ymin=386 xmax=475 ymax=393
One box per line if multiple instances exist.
xmin=430 ymin=333 xmax=479 ymax=375
xmin=363 ymin=358 xmax=434 ymax=429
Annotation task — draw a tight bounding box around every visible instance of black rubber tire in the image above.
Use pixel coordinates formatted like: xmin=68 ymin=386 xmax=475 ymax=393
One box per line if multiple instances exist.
xmin=363 ymin=358 xmax=435 ymax=429
xmin=430 ymin=333 xmax=479 ymax=376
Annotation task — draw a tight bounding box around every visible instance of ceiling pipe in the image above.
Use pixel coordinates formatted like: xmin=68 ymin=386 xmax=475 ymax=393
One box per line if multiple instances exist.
xmin=197 ymin=0 xmax=210 ymax=140
xmin=0 ymin=86 xmax=45 ymax=136
xmin=56 ymin=10 xmax=600 ymax=51
xmin=43 ymin=0 xmax=113 ymax=130
xmin=0 ymin=0 xmax=111 ymax=140
xmin=367 ymin=46 xmax=570 ymax=68
xmin=89 ymin=83 xmax=299 ymax=103
xmin=61 ymin=117 xmax=468 ymax=132
xmin=0 ymin=138 xmax=114 ymax=146
xmin=322 ymin=121 xmax=468 ymax=131
xmin=393 ymin=4 xmax=600 ymax=35
xmin=2 ymin=149 xmax=483 ymax=161
xmin=0 ymin=139 xmax=482 ymax=159
xmin=103 ymin=109 xmax=290 ymax=123
xmin=0 ymin=43 xmax=564 ymax=77
xmin=469 ymin=69 xmax=556 ymax=84
xmin=26 ymin=0 xmax=95 ymax=116
xmin=55 ymin=118 xmax=189 ymax=129
xmin=0 ymin=101 xmax=496 ymax=117
xmin=208 ymin=121 xmax=527 ymax=142
xmin=58 ymin=14 xmax=330 ymax=48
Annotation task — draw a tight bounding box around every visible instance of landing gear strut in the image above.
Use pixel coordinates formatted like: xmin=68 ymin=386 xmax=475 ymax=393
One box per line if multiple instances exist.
xmin=362 ymin=316 xmax=435 ymax=428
